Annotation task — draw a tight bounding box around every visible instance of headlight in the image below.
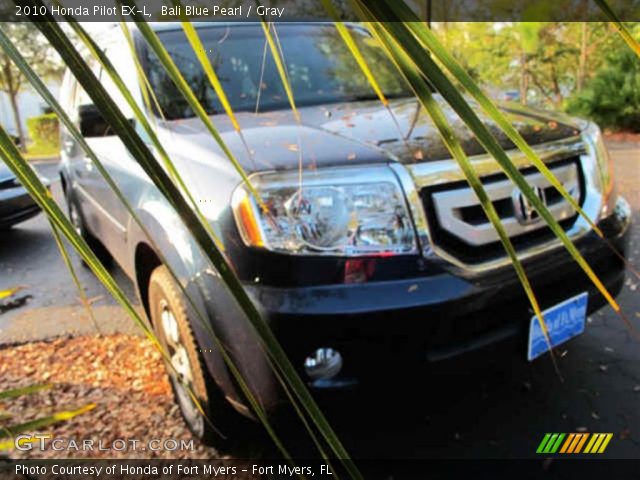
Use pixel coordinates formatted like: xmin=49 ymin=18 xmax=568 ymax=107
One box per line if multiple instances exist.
xmin=232 ymin=166 xmax=417 ymax=256
xmin=583 ymin=121 xmax=616 ymax=216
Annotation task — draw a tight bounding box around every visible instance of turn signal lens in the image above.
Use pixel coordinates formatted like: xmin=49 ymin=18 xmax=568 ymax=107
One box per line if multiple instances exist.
xmin=232 ymin=189 xmax=264 ymax=247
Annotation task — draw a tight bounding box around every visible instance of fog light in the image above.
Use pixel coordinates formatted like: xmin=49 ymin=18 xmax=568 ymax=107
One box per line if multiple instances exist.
xmin=304 ymin=348 xmax=343 ymax=380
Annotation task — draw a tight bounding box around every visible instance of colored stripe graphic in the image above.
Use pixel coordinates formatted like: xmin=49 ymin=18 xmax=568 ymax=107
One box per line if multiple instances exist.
xmin=584 ymin=433 xmax=614 ymax=454
xmin=549 ymin=433 xmax=565 ymax=453
xmin=537 ymin=433 xmax=566 ymax=453
xmin=583 ymin=433 xmax=599 ymax=453
xmin=574 ymin=433 xmax=589 ymax=453
xmin=589 ymin=433 xmax=606 ymax=453
xmin=539 ymin=433 xmax=613 ymax=454
xmin=569 ymin=433 xmax=588 ymax=453
xmin=559 ymin=433 xmax=575 ymax=453
xmin=537 ymin=433 xmax=552 ymax=453
xmin=597 ymin=433 xmax=613 ymax=453
xmin=543 ymin=433 xmax=559 ymax=453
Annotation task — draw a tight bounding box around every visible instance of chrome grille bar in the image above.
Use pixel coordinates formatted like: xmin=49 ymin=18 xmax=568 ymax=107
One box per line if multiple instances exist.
xmin=430 ymin=162 xmax=581 ymax=247
xmin=390 ymin=135 xmax=603 ymax=274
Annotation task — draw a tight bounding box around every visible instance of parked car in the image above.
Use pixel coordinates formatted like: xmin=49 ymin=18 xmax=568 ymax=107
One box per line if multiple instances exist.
xmin=59 ymin=23 xmax=631 ymax=445
xmin=502 ymin=89 xmax=521 ymax=103
xmin=0 ymin=160 xmax=48 ymax=229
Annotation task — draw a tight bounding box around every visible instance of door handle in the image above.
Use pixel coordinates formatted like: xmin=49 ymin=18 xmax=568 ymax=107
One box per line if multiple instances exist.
xmin=82 ymin=156 xmax=94 ymax=172
xmin=64 ymin=140 xmax=75 ymax=155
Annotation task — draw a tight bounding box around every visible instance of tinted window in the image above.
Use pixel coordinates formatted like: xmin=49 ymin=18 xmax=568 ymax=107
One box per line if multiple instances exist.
xmin=143 ymin=24 xmax=412 ymax=119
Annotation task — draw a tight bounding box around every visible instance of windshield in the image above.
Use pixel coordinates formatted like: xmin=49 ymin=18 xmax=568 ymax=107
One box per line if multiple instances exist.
xmin=143 ymin=24 xmax=412 ymax=120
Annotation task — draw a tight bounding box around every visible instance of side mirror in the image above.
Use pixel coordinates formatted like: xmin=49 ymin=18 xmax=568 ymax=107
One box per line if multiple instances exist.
xmin=78 ymin=104 xmax=112 ymax=138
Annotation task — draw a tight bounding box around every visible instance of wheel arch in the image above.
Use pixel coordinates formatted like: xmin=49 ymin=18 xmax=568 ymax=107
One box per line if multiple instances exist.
xmin=59 ymin=171 xmax=68 ymax=198
xmin=134 ymin=241 xmax=162 ymax=320
xmin=126 ymin=205 xmax=280 ymax=416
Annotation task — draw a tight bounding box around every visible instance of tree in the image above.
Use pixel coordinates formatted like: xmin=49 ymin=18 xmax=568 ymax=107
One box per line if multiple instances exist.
xmin=0 ymin=24 xmax=63 ymax=151
xmin=567 ymin=39 xmax=640 ymax=132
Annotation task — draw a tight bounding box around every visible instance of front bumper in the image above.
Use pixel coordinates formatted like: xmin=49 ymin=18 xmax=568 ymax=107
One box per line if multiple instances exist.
xmin=246 ymin=197 xmax=631 ymax=386
xmin=0 ymin=184 xmax=46 ymax=228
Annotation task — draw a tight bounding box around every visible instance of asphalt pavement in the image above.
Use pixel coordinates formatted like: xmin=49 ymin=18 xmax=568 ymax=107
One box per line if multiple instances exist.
xmin=0 ymin=161 xmax=140 ymax=343
xmin=0 ymin=142 xmax=638 ymax=460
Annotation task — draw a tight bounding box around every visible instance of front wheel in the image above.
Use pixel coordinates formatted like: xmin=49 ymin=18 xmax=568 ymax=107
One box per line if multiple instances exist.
xmin=148 ymin=265 xmax=243 ymax=448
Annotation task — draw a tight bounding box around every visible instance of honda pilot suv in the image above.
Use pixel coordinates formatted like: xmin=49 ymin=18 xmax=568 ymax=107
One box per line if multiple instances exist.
xmin=59 ymin=23 xmax=630 ymax=444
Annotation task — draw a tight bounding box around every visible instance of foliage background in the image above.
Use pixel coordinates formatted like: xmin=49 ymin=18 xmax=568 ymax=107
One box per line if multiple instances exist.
xmin=25 ymin=112 xmax=60 ymax=157
xmin=566 ymin=27 xmax=640 ymax=132
xmin=0 ymin=24 xmax=63 ymax=151
xmin=436 ymin=22 xmax=639 ymax=131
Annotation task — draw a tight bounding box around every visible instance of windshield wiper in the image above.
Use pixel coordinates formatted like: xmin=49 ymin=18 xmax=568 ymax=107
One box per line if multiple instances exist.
xmin=348 ymin=92 xmax=415 ymax=102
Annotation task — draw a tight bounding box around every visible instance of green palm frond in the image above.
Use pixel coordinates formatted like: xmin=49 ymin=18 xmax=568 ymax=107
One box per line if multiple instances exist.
xmin=0 ymin=383 xmax=91 ymax=453
xmin=7 ymin=6 xmax=359 ymax=474
xmin=0 ymin=120 xmax=217 ymax=440
xmin=593 ymin=0 xmax=640 ymax=56
xmin=385 ymin=3 xmax=603 ymax=239
xmin=0 ymin=404 xmax=96 ymax=445
xmin=0 ymin=25 xmax=296 ymax=461
xmin=3 ymin=0 xmax=634 ymax=473
xmin=363 ymin=19 xmax=561 ymax=376
xmin=122 ymin=2 xmax=266 ymax=211
xmin=351 ymin=1 xmax=623 ymax=320
xmin=48 ymin=219 xmax=101 ymax=333
xmin=63 ymin=17 xmax=225 ymax=251
xmin=0 ymin=286 xmax=27 ymax=301
xmin=0 ymin=384 xmax=51 ymax=400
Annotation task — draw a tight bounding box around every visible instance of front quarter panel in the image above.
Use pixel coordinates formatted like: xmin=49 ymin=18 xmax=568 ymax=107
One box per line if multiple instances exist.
xmin=128 ymin=186 xmax=281 ymax=415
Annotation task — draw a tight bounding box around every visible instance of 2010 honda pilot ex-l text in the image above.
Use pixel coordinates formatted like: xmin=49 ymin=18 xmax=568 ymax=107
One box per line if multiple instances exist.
xmin=59 ymin=23 xmax=631 ymax=444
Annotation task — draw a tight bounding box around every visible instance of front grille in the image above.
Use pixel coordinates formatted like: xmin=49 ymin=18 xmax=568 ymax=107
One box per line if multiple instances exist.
xmin=421 ymin=156 xmax=585 ymax=264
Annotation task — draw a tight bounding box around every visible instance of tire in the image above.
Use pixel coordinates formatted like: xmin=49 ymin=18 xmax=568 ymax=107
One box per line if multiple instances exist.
xmin=67 ymin=193 xmax=112 ymax=268
xmin=148 ymin=265 xmax=244 ymax=449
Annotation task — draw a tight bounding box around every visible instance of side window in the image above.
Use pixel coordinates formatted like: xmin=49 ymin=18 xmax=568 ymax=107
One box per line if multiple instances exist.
xmin=101 ymin=42 xmax=151 ymax=144
xmin=75 ymin=61 xmax=114 ymax=138
xmin=60 ymin=73 xmax=79 ymax=157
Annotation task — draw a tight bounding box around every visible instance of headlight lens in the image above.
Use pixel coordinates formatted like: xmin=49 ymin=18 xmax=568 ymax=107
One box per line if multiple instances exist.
xmin=232 ymin=166 xmax=417 ymax=256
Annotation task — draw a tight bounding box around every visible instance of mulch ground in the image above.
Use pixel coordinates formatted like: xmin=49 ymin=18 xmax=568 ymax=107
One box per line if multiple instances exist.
xmin=0 ymin=334 xmax=219 ymax=459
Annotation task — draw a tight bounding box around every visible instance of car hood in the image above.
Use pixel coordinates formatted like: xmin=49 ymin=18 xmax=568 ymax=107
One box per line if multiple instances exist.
xmin=159 ymin=96 xmax=584 ymax=174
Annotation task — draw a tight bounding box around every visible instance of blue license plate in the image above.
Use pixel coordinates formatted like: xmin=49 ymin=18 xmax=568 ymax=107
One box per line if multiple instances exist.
xmin=528 ymin=292 xmax=589 ymax=361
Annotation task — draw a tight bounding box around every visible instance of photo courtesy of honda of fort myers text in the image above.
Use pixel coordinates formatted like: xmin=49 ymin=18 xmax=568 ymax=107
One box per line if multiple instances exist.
xmin=0 ymin=0 xmax=639 ymax=478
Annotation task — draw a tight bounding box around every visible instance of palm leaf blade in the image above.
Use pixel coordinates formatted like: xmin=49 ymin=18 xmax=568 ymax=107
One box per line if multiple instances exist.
xmin=0 ymin=384 xmax=51 ymax=400
xmin=365 ymin=20 xmax=560 ymax=375
xmin=351 ymin=3 xmax=621 ymax=317
xmin=17 ymin=6 xmax=358 ymax=473
xmin=0 ymin=404 xmax=96 ymax=442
